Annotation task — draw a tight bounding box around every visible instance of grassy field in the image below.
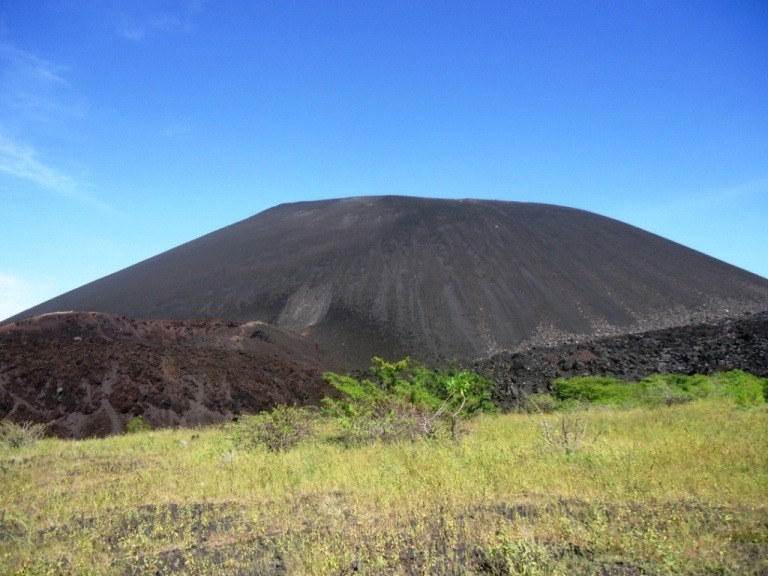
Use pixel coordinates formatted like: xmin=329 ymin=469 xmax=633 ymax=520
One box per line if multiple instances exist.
xmin=1 ymin=397 xmax=767 ymax=574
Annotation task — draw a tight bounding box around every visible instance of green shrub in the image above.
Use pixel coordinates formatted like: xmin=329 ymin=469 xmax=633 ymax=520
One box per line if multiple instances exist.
xmin=551 ymin=376 xmax=634 ymax=405
xmin=322 ymin=372 xmax=385 ymax=418
xmin=712 ymin=370 xmax=766 ymax=405
xmin=369 ymin=356 xmax=411 ymax=392
xmin=638 ymin=371 xmax=765 ymax=407
xmin=324 ymin=358 xmax=496 ymax=418
xmin=406 ymin=363 xmax=497 ymax=416
xmin=549 ymin=371 xmax=766 ymax=411
xmin=232 ymin=405 xmax=317 ymax=452
xmin=637 ymin=376 xmax=696 ymax=407
xmin=0 ymin=420 xmax=47 ymax=448
xmin=125 ymin=415 xmax=152 ymax=434
xmin=323 ymin=358 xmax=496 ymax=446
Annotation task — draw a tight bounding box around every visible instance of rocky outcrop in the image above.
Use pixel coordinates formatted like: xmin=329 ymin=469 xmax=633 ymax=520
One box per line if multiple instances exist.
xmin=0 ymin=312 xmax=342 ymax=438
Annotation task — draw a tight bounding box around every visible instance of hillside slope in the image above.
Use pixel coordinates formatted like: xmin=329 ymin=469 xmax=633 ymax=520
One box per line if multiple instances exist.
xmin=7 ymin=196 xmax=768 ymax=366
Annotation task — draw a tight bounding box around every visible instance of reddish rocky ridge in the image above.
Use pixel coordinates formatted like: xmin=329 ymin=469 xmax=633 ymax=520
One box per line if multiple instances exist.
xmin=0 ymin=312 xmax=342 ymax=438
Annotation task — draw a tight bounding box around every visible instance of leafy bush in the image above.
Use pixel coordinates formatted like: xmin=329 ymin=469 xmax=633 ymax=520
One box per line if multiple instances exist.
xmin=406 ymin=362 xmax=498 ymax=417
xmin=322 ymin=372 xmax=386 ymax=418
xmin=635 ymin=376 xmax=695 ymax=407
xmin=549 ymin=370 xmax=766 ymax=410
xmin=0 ymin=420 xmax=47 ymax=448
xmin=232 ymin=406 xmax=317 ymax=452
xmin=551 ymin=376 xmax=634 ymax=406
xmin=323 ymin=358 xmax=496 ymax=446
xmin=324 ymin=358 xmax=496 ymax=417
xmin=712 ymin=370 xmax=766 ymax=406
xmin=125 ymin=415 xmax=152 ymax=434
xmin=369 ymin=356 xmax=411 ymax=392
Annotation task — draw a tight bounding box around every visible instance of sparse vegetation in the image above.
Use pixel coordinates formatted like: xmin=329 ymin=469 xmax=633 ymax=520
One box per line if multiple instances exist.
xmin=1 ymin=370 xmax=767 ymax=574
xmin=232 ymin=405 xmax=318 ymax=452
xmin=0 ymin=420 xmax=47 ymax=449
xmin=538 ymin=411 xmax=603 ymax=456
xmin=527 ymin=370 xmax=766 ymax=456
xmin=125 ymin=415 xmax=151 ymax=434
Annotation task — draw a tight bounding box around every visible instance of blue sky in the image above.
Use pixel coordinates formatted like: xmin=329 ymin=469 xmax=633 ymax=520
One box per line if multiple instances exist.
xmin=1 ymin=1 xmax=767 ymax=321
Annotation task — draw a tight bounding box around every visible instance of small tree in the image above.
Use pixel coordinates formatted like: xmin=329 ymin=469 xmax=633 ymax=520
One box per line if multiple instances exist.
xmin=323 ymin=358 xmax=497 ymax=445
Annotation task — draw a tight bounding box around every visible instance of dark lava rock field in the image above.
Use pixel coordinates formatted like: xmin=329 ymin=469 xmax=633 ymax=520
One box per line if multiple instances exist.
xmin=477 ymin=310 xmax=768 ymax=410
xmin=2 ymin=309 xmax=767 ymax=438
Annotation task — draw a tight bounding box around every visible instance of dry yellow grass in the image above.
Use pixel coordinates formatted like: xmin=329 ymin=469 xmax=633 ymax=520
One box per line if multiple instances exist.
xmin=1 ymin=400 xmax=766 ymax=574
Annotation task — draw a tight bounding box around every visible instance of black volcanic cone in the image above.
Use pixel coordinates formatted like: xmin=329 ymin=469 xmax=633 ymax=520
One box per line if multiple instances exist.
xmin=7 ymin=196 xmax=768 ymax=366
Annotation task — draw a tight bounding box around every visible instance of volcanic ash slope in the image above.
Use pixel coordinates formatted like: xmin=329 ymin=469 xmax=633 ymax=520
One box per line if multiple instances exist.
xmin=8 ymin=196 xmax=768 ymax=367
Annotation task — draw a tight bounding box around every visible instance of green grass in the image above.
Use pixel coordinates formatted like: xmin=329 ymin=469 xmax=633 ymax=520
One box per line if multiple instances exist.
xmin=2 ymin=391 xmax=767 ymax=574
xmin=543 ymin=369 xmax=767 ymax=410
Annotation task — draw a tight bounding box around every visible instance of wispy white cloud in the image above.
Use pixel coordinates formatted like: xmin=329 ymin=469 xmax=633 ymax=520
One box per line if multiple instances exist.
xmin=0 ymin=43 xmax=86 ymax=122
xmin=117 ymin=0 xmax=208 ymax=41
xmin=0 ymin=272 xmax=52 ymax=322
xmin=704 ymin=176 xmax=768 ymax=206
xmin=0 ymin=132 xmax=77 ymax=190
xmin=0 ymin=131 xmax=114 ymax=212
xmin=0 ymin=43 xmax=110 ymax=212
xmin=0 ymin=44 xmax=68 ymax=86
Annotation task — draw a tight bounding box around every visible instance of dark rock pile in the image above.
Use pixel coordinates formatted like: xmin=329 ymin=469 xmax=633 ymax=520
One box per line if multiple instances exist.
xmin=475 ymin=311 xmax=768 ymax=411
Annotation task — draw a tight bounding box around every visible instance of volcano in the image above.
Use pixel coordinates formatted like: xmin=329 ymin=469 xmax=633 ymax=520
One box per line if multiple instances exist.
xmin=6 ymin=196 xmax=768 ymax=366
